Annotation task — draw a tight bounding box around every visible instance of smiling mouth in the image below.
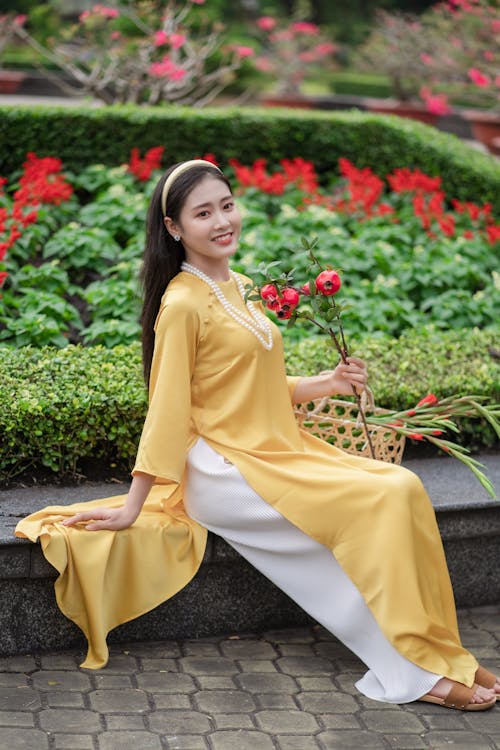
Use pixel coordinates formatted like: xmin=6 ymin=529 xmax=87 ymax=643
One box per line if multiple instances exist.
xmin=212 ymin=232 xmax=233 ymax=242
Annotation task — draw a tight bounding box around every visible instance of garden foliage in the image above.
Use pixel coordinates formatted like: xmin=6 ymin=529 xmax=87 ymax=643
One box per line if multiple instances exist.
xmin=0 ymin=327 xmax=498 ymax=483
xmin=0 ymin=106 xmax=499 ymax=210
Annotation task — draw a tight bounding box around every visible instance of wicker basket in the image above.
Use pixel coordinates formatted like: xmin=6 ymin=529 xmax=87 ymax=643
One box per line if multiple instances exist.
xmin=294 ymin=398 xmax=406 ymax=464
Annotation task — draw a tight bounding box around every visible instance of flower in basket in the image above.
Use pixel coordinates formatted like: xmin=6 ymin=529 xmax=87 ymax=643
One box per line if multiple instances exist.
xmin=246 ymin=236 xmax=500 ymax=499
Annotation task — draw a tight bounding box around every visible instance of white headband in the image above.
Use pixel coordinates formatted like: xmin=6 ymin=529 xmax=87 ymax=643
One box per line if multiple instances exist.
xmin=161 ymin=159 xmax=222 ymax=217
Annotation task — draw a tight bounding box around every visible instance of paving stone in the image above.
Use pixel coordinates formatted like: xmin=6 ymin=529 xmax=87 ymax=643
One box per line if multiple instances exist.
xmin=98 ymin=731 xmax=162 ymax=749
xmin=465 ymin=711 xmax=500 ymax=732
xmin=297 ymin=677 xmax=336 ymax=692
xmin=195 ymin=676 xmax=237 ymax=690
xmin=277 ymin=657 xmax=334 ymax=676
xmin=255 ymin=709 xmax=319 ymax=733
xmin=264 ymin=628 xmax=316 ymax=644
xmin=208 ymin=729 xmax=275 ymax=749
xmin=89 ymin=688 xmax=150 ymax=713
xmin=0 ymin=655 xmax=38 ymax=672
xmin=93 ymin=673 xmax=133 ymax=689
xmin=237 ymin=659 xmax=278 ymax=673
xmin=423 ymin=731 xmax=494 ymax=749
xmin=279 ymin=645 xmax=317 ymax=657
xmin=213 ymin=713 xmax=255 ymax=730
xmin=32 ymin=670 xmax=92 ymax=692
xmin=316 ymin=730 xmax=386 ymax=749
xmin=136 ymin=672 xmax=196 ymax=693
xmin=0 ymin=727 xmax=49 ymax=749
xmin=46 ymin=691 xmax=86 ymax=708
xmin=236 ymin=673 xmax=298 ymax=693
xmin=53 ymin=733 xmax=95 ymax=749
xmin=106 ymin=715 xmax=146 ymax=730
xmin=149 ymin=710 xmax=212 ymax=734
xmin=276 ymin=737 xmax=320 ymax=750
xmin=182 ymin=642 xmax=221 ymax=657
xmin=40 ymin=654 xmax=80 ymax=670
xmin=0 ymin=686 xmax=41 ymax=711
xmin=165 ymin=736 xmax=209 ymax=749
xmin=361 ymin=709 xmax=426 ymax=733
xmin=256 ymin=693 xmax=297 ymax=709
xmin=39 ymin=708 xmax=102 ymax=733
xmin=194 ymin=689 xmax=256 ymax=714
xmin=0 ymin=710 xmax=35 ymax=727
xmin=93 ymin=655 xmax=139 ymax=674
xmin=125 ymin=641 xmax=182 ymax=658
xmin=318 ymin=715 xmax=362 ymax=730
xmin=179 ymin=658 xmax=237 ymax=675
xmin=136 ymin=658 xmax=178 ymax=672
xmin=152 ymin=692 xmax=192 ymax=709
xmin=0 ymin=672 xmax=29 ymax=687
xmin=296 ymin=691 xmax=358 ymax=714
xmin=384 ymin=735 xmax=431 ymax=749
xmin=220 ymin=640 xmax=278 ymax=659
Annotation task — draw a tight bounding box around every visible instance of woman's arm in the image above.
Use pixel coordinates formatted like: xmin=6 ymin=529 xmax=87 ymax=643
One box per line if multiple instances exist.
xmin=291 ymin=357 xmax=368 ymax=405
xmin=61 ymin=471 xmax=155 ymax=531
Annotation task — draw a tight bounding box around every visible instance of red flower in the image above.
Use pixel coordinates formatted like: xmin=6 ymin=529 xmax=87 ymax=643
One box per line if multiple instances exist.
xmin=416 ymin=393 xmax=439 ymax=407
xmin=128 ymin=146 xmax=164 ymax=182
xmin=0 ymin=271 xmax=8 ymax=288
xmin=315 ymin=270 xmax=341 ymax=296
xmin=486 ymin=225 xmax=500 ymax=245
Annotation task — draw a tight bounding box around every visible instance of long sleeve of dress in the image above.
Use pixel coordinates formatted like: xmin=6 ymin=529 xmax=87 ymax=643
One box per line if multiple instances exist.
xmin=133 ymin=296 xmax=201 ymax=483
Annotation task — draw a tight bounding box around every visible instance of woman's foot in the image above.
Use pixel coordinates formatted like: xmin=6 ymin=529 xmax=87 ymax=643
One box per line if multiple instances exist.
xmin=475 ymin=666 xmax=500 ymax=697
xmin=429 ymin=677 xmax=495 ymax=705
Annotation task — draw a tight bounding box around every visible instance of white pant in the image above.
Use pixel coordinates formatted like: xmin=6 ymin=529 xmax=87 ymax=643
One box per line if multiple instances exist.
xmin=184 ymin=438 xmax=442 ymax=703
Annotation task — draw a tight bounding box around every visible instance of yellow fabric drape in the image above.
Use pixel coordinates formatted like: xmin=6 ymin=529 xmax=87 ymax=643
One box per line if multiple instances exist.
xmin=16 ymin=271 xmax=478 ymax=684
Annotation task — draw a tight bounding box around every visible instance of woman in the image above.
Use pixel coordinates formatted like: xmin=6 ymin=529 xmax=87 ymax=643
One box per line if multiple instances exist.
xmin=22 ymin=159 xmax=498 ymax=710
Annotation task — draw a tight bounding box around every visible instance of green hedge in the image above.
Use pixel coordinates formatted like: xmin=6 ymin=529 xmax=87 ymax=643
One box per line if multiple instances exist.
xmin=1 ymin=105 xmax=499 ymax=211
xmin=1 ymin=327 xmax=498 ymax=483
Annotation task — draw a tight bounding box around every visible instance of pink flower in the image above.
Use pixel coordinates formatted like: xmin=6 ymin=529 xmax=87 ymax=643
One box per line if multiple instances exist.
xmin=169 ymin=68 xmax=187 ymax=81
xmin=154 ymin=30 xmax=169 ymax=46
xmin=291 ymin=21 xmax=320 ymax=35
xmin=468 ymin=67 xmax=491 ymax=87
xmin=234 ymin=46 xmax=254 ymax=58
xmin=257 ymin=16 xmax=277 ymax=31
xmin=14 ymin=14 xmax=27 ymax=26
xmin=79 ymin=10 xmax=90 ymax=21
xmin=170 ymin=33 xmax=186 ymax=49
xmin=313 ymin=42 xmax=336 ymax=56
xmin=483 ymin=50 xmax=494 ymax=62
xmin=101 ymin=7 xmax=119 ymax=18
xmin=420 ymin=53 xmax=433 ymax=65
xmin=419 ymin=87 xmax=452 ymax=115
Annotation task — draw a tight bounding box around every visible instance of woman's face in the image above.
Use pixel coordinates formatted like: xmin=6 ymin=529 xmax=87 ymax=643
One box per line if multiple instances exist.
xmin=165 ymin=174 xmax=241 ymax=279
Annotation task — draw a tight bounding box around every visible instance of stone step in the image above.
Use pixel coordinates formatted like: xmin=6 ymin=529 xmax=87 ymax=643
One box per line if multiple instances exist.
xmin=0 ymin=453 xmax=499 ymax=658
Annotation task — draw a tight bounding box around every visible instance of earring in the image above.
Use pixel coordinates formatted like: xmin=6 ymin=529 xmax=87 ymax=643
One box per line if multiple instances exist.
xmin=173 ymin=234 xmax=180 ymax=242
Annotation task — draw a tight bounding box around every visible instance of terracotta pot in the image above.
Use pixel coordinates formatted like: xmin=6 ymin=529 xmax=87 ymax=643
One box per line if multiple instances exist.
xmin=0 ymin=70 xmax=26 ymax=94
xmin=363 ymin=98 xmax=440 ymax=126
xmin=462 ymin=110 xmax=500 ymax=155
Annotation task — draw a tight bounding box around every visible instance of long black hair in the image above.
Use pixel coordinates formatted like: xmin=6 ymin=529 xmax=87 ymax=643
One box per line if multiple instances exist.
xmin=140 ymin=162 xmax=232 ymax=387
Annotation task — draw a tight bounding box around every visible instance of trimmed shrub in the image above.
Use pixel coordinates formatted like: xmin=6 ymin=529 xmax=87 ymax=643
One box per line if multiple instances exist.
xmin=0 ymin=326 xmax=498 ymax=483
xmin=0 ymin=105 xmax=498 ymax=211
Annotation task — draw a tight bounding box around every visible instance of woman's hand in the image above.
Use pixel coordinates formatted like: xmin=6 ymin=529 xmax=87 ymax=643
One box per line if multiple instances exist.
xmin=327 ymin=357 xmax=368 ymax=396
xmin=61 ymin=506 xmax=138 ymax=532
xmin=291 ymin=357 xmax=369 ymax=404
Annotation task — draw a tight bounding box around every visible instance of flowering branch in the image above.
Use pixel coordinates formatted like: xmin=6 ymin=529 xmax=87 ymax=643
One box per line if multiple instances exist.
xmin=249 ymin=235 xmax=377 ymax=459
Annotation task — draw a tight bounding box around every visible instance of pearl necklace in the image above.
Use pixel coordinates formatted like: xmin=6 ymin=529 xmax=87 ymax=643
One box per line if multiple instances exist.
xmin=181 ymin=261 xmax=273 ymax=350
